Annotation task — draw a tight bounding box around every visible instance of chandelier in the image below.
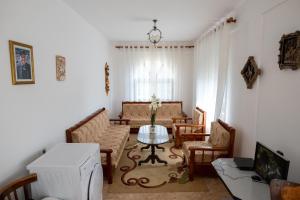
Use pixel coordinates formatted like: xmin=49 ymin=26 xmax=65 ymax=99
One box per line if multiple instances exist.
xmin=147 ymin=19 xmax=162 ymax=45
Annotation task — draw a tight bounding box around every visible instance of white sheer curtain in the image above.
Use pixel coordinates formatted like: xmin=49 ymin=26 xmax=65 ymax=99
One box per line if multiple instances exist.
xmin=194 ymin=23 xmax=233 ymax=127
xmin=115 ymin=46 xmax=192 ymax=101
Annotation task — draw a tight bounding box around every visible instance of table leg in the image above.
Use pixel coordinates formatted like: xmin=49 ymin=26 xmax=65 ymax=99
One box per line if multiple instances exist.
xmin=138 ymin=145 xmax=168 ymax=166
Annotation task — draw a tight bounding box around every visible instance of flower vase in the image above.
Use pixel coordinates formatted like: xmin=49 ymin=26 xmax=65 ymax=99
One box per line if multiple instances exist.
xmin=151 ymin=113 xmax=156 ymax=127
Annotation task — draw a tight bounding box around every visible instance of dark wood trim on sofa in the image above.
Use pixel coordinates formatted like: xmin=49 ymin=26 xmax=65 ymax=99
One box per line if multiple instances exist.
xmin=65 ymin=107 xmax=126 ymax=184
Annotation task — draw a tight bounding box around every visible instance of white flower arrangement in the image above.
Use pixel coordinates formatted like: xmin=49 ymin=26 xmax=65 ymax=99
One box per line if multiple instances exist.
xmin=149 ymin=94 xmax=161 ymax=126
xmin=149 ymin=94 xmax=161 ymax=113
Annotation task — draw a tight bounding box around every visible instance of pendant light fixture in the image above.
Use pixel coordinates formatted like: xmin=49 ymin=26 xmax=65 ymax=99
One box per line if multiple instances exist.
xmin=147 ymin=19 xmax=162 ymax=45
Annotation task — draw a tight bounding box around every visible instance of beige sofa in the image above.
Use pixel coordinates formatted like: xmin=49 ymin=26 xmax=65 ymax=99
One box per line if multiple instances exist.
xmin=66 ymin=108 xmax=130 ymax=184
xmin=119 ymin=101 xmax=186 ymax=132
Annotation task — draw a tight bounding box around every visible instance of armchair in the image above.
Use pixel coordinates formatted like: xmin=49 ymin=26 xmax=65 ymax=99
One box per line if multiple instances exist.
xmin=182 ymin=119 xmax=235 ymax=181
xmin=270 ymin=179 xmax=300 ymax=200
xmin=172 ymin=107 xmax=206 ymax=148
xmin=0 ymin=173 xmax=60 ymax=200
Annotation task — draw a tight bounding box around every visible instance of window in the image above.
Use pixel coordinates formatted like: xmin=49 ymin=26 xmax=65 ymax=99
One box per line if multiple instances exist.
xmin=132 ymin=59 xmax=174 ymax=101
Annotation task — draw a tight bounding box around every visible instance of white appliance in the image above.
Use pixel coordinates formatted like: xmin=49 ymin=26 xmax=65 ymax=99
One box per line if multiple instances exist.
xmin=27 ymin=143 xmax=103 ymax=200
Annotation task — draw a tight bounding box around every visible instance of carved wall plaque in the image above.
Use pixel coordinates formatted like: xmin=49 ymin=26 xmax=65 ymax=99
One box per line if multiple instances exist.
xmin=278 ymin=31 xmax=300 ymax=70
xmin=241 ymin=56 xmax=261 ymax=89
xmin=105 ymin=62 xmax=110 ymax=95
xmin=56 ymin=55 xmax=66 ymax=81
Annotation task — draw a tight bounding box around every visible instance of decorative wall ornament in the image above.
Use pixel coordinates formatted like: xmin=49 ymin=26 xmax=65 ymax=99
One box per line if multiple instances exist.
xmin=56 ymin=55 xmax=66 ymax=81
xmin=104 ymin=62 xmax=110 ymax=95
xmin=241 ymin=56 xmax=261 ymax=89
xmin=9 ymin=40 xmax=35 ymax=85
xmin=278 ymin=31 xmax=300 ymax=70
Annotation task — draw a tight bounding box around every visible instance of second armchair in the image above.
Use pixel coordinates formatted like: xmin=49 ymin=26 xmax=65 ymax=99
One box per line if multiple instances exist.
xmin=172 ymin=107 xmax=206 ymax=148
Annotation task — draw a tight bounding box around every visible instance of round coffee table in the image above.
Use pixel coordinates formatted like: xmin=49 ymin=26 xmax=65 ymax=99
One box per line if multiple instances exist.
xmin=137 ymin=125 xmax=169 ymax=165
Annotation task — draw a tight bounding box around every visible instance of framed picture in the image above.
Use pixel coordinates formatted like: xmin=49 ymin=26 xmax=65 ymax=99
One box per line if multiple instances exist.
xmin=278 ymin=31 xmax=300 ymax=70
xmin=56 ymin=55 xmax=66 ymax=81
xmin=9 ymin=40 xmax=35 ymax=84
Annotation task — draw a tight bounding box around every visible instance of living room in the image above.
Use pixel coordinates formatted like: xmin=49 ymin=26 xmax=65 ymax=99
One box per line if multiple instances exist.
xmin=0 ymin=0 xmax=299 ymax=199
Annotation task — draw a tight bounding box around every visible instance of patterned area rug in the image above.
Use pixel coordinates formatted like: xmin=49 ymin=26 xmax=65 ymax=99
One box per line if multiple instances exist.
xmin=107 ymin=135 xmax=209 ymax=193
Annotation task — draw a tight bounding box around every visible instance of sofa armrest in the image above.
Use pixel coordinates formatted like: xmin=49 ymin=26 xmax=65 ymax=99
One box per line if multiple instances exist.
xmin=100 ymin=149 xmax=113 ymax=165
xmin=175 ymin=124 xmax=204 ymax=129
xmin=182 ymin=111 xmax=188 ymax=117
xmin=188 ymin=146 xmax=229 ymax=163
xmin=110 ymin=119 xmax=130 ymax=125
xmin=270 ymin=179 xmax=300 ymax=200
xmin=188 ymin=146 xmax=228 ymax=152
xmin=100 ymin=148 xmax=113 ymax=184
xmin=172 ymin=117 xmax=192 ymax=123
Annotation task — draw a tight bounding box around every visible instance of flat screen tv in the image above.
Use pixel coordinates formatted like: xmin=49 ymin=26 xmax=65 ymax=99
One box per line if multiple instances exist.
xmin=254 ymin=142 xmax=290 ymax=184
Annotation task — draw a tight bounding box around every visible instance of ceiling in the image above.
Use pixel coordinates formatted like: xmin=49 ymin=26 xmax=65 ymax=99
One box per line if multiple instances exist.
xmin=62 ymin=0 xmax=240 ymax=42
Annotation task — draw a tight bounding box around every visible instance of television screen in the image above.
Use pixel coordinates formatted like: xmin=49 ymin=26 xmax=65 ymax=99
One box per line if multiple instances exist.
xmin=254 ymin=142 xmax=290 ymax=184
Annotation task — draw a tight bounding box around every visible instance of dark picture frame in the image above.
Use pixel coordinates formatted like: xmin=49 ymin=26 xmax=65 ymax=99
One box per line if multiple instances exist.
xmin=278 ymin=31 xmax=300 ymax=70
xmin=9 ymin=40 xmax=35 ymax=84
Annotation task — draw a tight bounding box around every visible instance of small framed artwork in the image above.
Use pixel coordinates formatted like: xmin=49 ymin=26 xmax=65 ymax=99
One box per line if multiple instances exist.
xmin=278 ymin=31 xmax=300 ymax=70
xmin=56 ymin=55 xmax=66 ymax=81
xmin=9 ymin=40 xmax=35 ymax=84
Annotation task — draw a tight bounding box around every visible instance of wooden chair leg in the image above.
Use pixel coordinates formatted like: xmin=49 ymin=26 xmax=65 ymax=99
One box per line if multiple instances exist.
xmin=189 ymin=163 xmax=194 ymax=181
xmin=108 ymin=167 xmax=113 ymax=184
xmin=182 ymin=155 xmax=186 ymax=165
xmin=189 ymin=150 xmax=195 ymax=181
xmin=102 ymin=150 xmax=113 ymax=184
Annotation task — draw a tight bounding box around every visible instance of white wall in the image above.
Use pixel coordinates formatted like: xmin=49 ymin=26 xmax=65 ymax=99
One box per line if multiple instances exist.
xmin=0 ymin=0 xmax=111 ymax=186
xmin=226 ymin=0 xmax=300 ymax=182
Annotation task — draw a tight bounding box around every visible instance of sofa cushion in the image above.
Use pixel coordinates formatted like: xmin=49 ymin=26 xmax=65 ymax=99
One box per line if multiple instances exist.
xmin=71 ymin=110 xmax=110 ymax=143
xmin=129 ymin=118 xmax=173 ymax=128
xmin=183 ymin=141 xmax=228 ymax=163
xmin=208 ymin=121 xmax=230 ymax=148
xmin=97 ymin=125 xmax=130 ymax=166
xmin=123 ymin=104 xmax=150 ymax=118
xmin=156 ymin=103 xmax=182 ymax=118
xmin=193 ymin=108 xmax=204 ymax=125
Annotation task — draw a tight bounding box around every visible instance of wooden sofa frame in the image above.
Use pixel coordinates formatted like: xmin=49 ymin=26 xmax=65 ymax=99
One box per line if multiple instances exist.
xmin=119 ymin=101 xmax=186 ymax=133
xmin=173 ymin=107 xmax=207 ymax=148
xmin=186 ymin=119 xmax=235 ymax=181
xmin=66 ymin=108 xmax=129 ymax=184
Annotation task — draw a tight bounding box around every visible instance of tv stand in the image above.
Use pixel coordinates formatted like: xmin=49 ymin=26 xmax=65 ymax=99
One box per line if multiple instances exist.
xmin=212 ymin=158 xmax=270 ymax=200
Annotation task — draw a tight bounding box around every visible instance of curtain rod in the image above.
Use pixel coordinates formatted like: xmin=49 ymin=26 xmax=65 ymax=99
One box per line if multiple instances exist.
xmin=199 ymin=17 xmax=237 ymax=39
xmin=115 ymin=45 xmax=194 ymax=49
xmin=226 ymin=17 xmax=237 ymax=23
